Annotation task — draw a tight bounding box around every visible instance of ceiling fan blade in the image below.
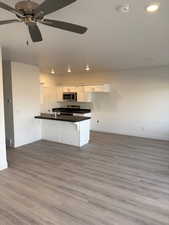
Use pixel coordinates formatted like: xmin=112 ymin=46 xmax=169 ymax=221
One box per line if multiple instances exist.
xmin=0 ymin=19 xmax=20 ymax=25
xmin=0 ymin=2 xmax=23 ymax=16
xmin=28 ymin=23 xmax=42 ymax=42
xmin=40 ymin=19 xmax=88 ymax=34
xmin=34 ymin=0 xmax=77 ymax=17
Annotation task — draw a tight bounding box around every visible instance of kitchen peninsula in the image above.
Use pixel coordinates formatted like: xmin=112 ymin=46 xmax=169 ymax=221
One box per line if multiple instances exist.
xmin=35 ymin=114 xmax=91 ymax=147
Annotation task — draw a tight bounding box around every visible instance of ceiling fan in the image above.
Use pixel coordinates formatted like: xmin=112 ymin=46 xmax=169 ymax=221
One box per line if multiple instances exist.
xmin=0 ymin=0 xmax=88 ymax=42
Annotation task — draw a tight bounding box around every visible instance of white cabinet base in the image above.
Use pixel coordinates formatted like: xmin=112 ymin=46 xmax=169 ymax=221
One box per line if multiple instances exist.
xmin=41 ymin=119 xmax=90 ymax=147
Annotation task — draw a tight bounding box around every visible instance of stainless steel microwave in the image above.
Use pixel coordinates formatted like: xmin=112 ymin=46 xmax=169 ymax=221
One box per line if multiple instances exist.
xmin=63 ymin=92 xmax=77 ymax=101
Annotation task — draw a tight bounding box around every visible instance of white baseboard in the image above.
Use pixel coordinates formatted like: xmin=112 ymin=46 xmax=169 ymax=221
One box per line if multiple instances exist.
xmin=91 ymin=130 xmax=169 ymax=142
xmin=0 ymin=161 xmax=8 ymax=171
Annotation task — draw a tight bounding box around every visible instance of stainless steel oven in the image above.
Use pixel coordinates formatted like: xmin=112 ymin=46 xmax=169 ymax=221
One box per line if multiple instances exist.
xmin=63 ymin=92 xmax=77 ymax=101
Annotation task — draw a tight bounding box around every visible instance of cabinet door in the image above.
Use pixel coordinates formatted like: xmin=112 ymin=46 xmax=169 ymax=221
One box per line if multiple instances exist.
xmin=93 ymin=85 xmax=103 ymax=92
xmin=84 ymin=86 xmax=95 ymax=92
xmin=77 ymin=87 xmax=92 ymax=102
xmin=63 ymin=87 xmax=69 ymax=92
xmin=63 ymin=87 xmax=77 ymax=92
xmin=56 ymin=87 xmax=63 ymax=101
xmin=84 ymin=84 xmax=110 ymax=93
xmin=77 ymin=87 xmax=85 ymax=102
xmin=83 ymin=92 xmax=92 ymax=102
xmin=101 ymin=84 xmax=111 ymax=92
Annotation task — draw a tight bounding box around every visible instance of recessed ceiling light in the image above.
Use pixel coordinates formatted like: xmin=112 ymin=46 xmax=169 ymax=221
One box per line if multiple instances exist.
xmin=116 ymin=4 xmax=130 ymax=13
xmin=146 ymin=3 xmax=160 ymax=13
xmin=50 ymin=68 xmax=55 ymax=74
xmin=67 ymin=66 xmax=71 ymax=73
xmin=85 ymin=64 xmax=90 ymax=71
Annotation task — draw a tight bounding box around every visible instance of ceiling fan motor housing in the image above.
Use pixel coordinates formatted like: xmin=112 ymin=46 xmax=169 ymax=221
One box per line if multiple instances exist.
xmin=15 ymin=1 xmax=39 ymax=15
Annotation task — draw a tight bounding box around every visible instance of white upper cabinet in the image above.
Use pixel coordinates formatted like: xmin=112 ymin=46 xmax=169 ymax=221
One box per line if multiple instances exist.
xmin=55 ymin=84 xmax=110 ymax=102
xmin=56 ymin=87 xmax=63 ymax=101
xmin=62 ymin=86 xmax=77 ymax=93
xmin=77 ymin=86 xmax=92 ymax=102
xmin=84 ymin=84 xmax=110 ymax=93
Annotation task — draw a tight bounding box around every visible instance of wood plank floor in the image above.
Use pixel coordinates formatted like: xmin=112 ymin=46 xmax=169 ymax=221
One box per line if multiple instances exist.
xmin=0 ymin=132 xmax=169 ymax=225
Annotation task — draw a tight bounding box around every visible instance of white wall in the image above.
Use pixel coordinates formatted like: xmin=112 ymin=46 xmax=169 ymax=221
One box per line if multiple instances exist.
xmin=0 ymin=48 xmax=8 ymax=170
xmin=43 ymin=67 xmax=169 ymax=141
xmin=91 ymin=68 xmax=169 ymax=141
xmin=11 ymin=62 xmax=41 ymax=147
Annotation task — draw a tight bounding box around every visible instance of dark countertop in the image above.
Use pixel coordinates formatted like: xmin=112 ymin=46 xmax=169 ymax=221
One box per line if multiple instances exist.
xmin=35 ymin=115 xmax=91 ymax=123
xmin=52 ymin=108 xmax=91 ymax=114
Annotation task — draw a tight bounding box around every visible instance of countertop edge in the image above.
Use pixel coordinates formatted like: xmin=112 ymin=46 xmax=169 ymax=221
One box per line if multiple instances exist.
xmin=52 ymin=108 xmax=91 ymax=114
xmin=35 ymin=116 xmax=91 ymax=123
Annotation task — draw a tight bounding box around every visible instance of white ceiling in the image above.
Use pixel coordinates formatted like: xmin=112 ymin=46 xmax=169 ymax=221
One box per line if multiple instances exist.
xmin=0 ymin=0 xmax=169 ymax=74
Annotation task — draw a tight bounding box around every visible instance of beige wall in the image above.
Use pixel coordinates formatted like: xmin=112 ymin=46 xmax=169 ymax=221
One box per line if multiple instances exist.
xmin=40 ymin=66 xmax=169 ymax=141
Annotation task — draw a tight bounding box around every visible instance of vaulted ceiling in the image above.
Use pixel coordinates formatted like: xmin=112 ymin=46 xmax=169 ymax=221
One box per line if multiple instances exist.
xmin=0 ymin=0 xmax=169 ymax=74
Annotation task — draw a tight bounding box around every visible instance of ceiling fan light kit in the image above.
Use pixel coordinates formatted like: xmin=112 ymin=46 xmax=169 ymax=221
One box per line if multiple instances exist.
xmin=0 ymin=0 xmax=88 ymax=42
